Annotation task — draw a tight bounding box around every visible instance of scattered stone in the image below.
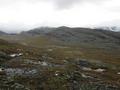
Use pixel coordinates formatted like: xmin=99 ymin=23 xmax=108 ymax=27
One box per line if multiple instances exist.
xmin=10 ymin=53 xmax=23 ymax=57
xmin=10 ymin=54 xmax=16 ymax=57
xmin=81 ymin=73 xmax=92 ymax=78
xmin=55 ymin=71 xmax=59 ymax=76
xmin=5 ymin=68 xmax=38 ymax=76
xmin=24 ymin=60 xmax=49 ymax=66
xmin=18 ymin=53 xmax=23 ymax=56
xmin=17 ymin=49 xmax=22 ymax=51
xmin=47 ymin=49 xmax=53 ymax=52
xmin=94 ymin=68 xmax=105 ymax=73
xmin=117 ymin=72 xmax=120 ymax=75
xmin=41 ymin=61 xmax=48 ymax=66
xmin=0 ymin=68 xmax=4 ymax=72
xmin=82 ymin=67 xmax=92 ymax=71
xmin=11 ymin=83 xmax=25 ymax=89
xmin=63 ymin=60 xmax=68 ymax=63
xmin=0 ymin=68 xmax=5 ymax=75
xmin=55 ymin=73 xmax=59 ymax=76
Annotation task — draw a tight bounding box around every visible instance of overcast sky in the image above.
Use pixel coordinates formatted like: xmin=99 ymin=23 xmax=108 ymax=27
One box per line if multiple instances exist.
xmin=0 ymin=0 xmax=120 ymax=32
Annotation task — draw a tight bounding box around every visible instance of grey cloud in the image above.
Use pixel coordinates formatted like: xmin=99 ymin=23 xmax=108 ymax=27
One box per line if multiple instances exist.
xmin=47 ymin=0 xmax=107 ymax=9
xmin=52 ymin=0 xmax=81 ymax=9
xmin=0 ymin=0 xmax=107 ymax=9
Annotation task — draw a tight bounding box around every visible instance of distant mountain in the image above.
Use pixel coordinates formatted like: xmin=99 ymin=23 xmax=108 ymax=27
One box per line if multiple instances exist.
xmin=20 ymin=27 xmax=56 ymax=36
xmin=46 ymin=27 xmax=120 ymax=46
xmin=0 ymin=31 xmax=7 ymax=35
xmin=19 ymin=26 xmax=120 ymax=48
xmin=95 ymin=26 xmax=120 ymax=32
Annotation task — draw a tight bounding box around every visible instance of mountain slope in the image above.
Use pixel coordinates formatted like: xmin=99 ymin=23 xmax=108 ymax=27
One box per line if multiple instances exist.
xmin=96 ymin=26 xmax=120 ymax=32
xmin=21 ymin=27 xmax=55 ymax=36
xmin=2 ymin=26 xmax=120 ymax=49
xmin=43 ymin=27 xmax=120 ymax=48
xmin=0 ymin=31 xmax=7 ymax=35
xmin=21 ymin=26 xmax=120 ymax=43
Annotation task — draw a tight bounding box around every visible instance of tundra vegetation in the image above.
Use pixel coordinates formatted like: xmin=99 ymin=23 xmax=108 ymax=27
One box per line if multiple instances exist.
xmin=0 ymin=27 xmax=120 ymax=90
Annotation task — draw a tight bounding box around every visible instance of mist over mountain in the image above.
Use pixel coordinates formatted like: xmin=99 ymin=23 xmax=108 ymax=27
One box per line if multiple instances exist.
xmin=0 ymin=30 xmax=7 ymax=35
xmin=95 ymin=26 xmax=120 ymax=32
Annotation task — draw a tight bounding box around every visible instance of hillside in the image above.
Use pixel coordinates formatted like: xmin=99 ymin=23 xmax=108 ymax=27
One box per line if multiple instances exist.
xmin=21 ymin=27 xmax=55 ymax=36
xmin=0 ymin=31 xmax=7 ymax=35
xmin=0 ymin=27 xmax=120 ymax=90
xmin=46 ymin=27 xmax=120 ymax=49
xmin=17 ymin=26 xmax=120 ymax=49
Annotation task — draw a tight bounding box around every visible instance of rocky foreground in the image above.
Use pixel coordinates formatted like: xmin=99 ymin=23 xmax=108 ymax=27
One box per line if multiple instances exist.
xmin=0 ymin=44 xmax=120 ymax=90
xmin=0 ymin=27 xmax=120 ymax=90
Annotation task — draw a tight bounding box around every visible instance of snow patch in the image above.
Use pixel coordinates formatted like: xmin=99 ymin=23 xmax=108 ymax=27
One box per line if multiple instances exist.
xmin=81 ymin=73 xmax=92 ymax=78
xmin=41 ymin=62 xmax=48 ymax=66
xmin=117 ymin=72 xmax=120 ymax=75
xmin=10 ymin=53 xmax=23 ymax=57
xmin=0 ymin=68 xmax=4 ymax=72
xmin=94 ymin=68 xmax=105 ymax=72
xmin=82 ymin=67 xmax=92 ymax=71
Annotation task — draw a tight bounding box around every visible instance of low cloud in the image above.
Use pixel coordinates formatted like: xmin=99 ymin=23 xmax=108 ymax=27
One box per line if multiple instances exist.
xmin=0 ymin=0 xmax=107 ymax=9
xmin=47 ymin=0 xmax=107 ymax=9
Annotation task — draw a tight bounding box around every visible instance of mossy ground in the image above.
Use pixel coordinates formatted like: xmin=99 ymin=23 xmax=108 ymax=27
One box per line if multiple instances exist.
xmin=0 ymin=37 xmax=120 ymax=90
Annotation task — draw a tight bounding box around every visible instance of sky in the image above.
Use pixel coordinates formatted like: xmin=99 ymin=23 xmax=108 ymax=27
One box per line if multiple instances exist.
xmin=0 ymin=0 xmax=120 ymax=32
